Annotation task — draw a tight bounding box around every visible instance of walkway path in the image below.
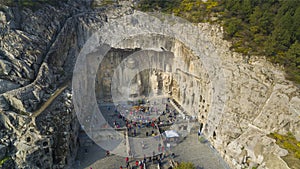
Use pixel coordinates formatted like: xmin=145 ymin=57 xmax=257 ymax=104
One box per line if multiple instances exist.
xmin=31 ymin=80 xmax=70 ymax=118
xmin=172 ymin=133 xmax=230 ymax=169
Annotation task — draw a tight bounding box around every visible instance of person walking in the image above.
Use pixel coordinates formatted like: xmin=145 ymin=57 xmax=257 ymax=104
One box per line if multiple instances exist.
xmin=141 ymin=141 xmax=145 ymax=149
xmin=198 ymin=129 xmax=204 ymax=143
xmin=159 ymin=153 xmax=163 ymax=160
xmin=139 ymin=160 xmax=143 ymax=169
xmin=152 ymin=151 xmax=155 ymax=164
xmin=151 ymin=122 xmax=155 ymax=128
xmin=143 ymin=154 xmax=146 ymax=164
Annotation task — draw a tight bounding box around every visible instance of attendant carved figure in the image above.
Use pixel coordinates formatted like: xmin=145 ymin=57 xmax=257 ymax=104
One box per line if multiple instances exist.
xmin=162 ymin=64 xmax=172 ymax=95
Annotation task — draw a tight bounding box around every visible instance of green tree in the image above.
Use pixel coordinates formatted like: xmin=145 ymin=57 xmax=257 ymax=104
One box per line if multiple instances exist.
xmin=137 ymin=0 xmax=300 ymax=84
xmin=292 ymin=7 xmax=300 ymax=41
xmin=224 ymin=17 xmax=242 ymax=38
xmin=286 ymin=41 xmax=300 ymax=77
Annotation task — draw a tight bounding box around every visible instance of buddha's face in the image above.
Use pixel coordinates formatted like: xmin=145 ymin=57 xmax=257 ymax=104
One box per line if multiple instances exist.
xmin=126 ymin=58 xmax=136 ymax=69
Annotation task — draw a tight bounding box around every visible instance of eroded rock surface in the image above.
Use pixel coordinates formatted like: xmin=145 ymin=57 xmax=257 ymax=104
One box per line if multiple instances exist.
xmin=0 ymin=1 xmax=299 ymax=169
xmin=0 ymin=1 xmax=109 ymax=168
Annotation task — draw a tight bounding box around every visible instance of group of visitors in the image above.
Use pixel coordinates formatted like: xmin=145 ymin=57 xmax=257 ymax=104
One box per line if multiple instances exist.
xmin=100 ymin=99 xmax=181 ymax=169
xmin=119 ymin=152 xmax=167 ymax=169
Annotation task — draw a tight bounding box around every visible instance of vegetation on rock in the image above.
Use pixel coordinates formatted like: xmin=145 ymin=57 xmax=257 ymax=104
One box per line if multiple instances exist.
xmin=269 ymin=132 xmax=300 ymax=159
xmin=0 ymin=0 xmax=67 ymax=9
xmin=137 ymin=0 xmax=300 ymax=84
xmin=175 ymin=161 xmax=196 ymax=169
xmin=0 ymin=156 xmax=11 ymax=166
xmin=91 ymin=0 xmax=115 ymax=8
xmin=268 ymin=132 xmax=300 ymax=168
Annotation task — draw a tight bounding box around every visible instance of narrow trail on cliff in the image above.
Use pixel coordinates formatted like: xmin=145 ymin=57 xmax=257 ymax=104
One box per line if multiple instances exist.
xmin=16 ymin=79 xmax=71 ymax=137
xmin=31 ymin=79 xmax=71 ymax=118
xmin=1 ymin=7 xmax=101 ymax=109
xmin=251 ymin=74 xmax=280 ymax=129
xmin=231 ymin=78 xmax=277 ymax=143
xmin=15 ymin=7 xmax=110 ymax=137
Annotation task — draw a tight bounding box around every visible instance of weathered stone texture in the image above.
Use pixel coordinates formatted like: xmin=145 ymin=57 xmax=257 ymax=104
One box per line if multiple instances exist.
xmin=0 ymin=1 xmax=299 ymax=169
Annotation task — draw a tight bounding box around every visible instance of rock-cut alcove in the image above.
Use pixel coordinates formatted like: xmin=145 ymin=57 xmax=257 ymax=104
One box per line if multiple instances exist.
xmin=95 ymin=34 xmax=213 ymax=136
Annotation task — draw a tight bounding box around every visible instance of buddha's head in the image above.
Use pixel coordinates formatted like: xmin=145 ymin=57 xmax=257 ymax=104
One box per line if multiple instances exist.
xmin=126 ymin=58 xmax=137 ymax=69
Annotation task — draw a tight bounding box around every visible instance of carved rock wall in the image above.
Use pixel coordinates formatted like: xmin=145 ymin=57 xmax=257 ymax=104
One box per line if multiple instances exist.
xmin=0 ymin=2 xmax=299 ymax=169
xmin=0 ymin=1 xmax=110 ymax=168
xmin=111 ymin=34 xmax=212 ymax=127
xmin=95 ymin=12 xmax=300 ymax=169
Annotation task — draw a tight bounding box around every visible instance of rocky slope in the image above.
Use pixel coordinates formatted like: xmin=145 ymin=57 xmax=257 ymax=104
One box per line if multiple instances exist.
xmin=84 ymin=10 xmax=300 ymax=168
xmin=0 ymin=1 xmax=299 ymax=169
xmin=0 ymin=1 xmax=105 ymax=168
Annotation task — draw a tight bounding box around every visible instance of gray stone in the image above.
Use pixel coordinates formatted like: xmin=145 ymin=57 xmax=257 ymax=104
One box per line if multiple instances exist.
xmin=0 ymin=59 xmax=12 ymax=75
xmin=0 ymin=1 xmax=299 ymax=169
xmin=0 ymin=95 xmax=9 ymax=111
xmin=0 ymin=144 xmax=7 ymax=160
xmin=3 ymin=94 xmax=26 ymax=112
xmin=0 ymin=79 xmax=20 ymax=94
xmin=0 ymin=11 xmax=6 ymax=25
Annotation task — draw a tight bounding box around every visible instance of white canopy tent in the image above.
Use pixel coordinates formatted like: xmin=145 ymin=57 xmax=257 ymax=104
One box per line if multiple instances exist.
xmin=164 ymin=130 xmax=179 ymax=138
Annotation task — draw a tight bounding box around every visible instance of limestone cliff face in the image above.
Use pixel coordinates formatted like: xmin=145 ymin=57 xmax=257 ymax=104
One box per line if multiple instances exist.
xmin=0 ymin=1 xmax=299 ymax=169
xmin=200 ymin=23 xmax=300 ymax=169
xmin=173 ymin=22 xmax=299 ymax=169
xmin=77 ymin=10 xmax=300 ymax=169
xmin=0 ymin=1 xmax=106 ymax=168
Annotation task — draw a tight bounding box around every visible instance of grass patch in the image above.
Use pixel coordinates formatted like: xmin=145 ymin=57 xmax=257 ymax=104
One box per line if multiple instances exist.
xmin=175 ymin=161 xmax=196 ymax=169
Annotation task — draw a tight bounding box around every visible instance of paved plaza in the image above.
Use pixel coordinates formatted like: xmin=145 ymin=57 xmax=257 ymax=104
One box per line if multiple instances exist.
xmin=73 ymin=132 xmax=230 ymax=169
xmin=73 ymin=98 xmax=230 ymax=169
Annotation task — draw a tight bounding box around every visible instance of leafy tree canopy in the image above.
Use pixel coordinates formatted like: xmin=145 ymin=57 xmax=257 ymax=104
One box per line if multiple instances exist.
xmin=137 ymin=0 xmax=300 ymax=84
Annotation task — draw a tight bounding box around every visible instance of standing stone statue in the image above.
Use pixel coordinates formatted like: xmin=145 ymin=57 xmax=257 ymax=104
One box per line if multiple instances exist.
xmin=117 ymin=58 xmax=143 ymax=98
xmin=186 ymin=80 xmax=194 ymax=106
xmin=102 ymin=71 xmax=112 ymax=98
xmin=162 ymin=64 xmax=172 ymax=95
xmin=171 ymin=77 xmax=179 ymax=101
xmin=150 ymin=70 xmax=159 ymax=95
xmin=180 ymin=76 xmax=187 ymax=104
